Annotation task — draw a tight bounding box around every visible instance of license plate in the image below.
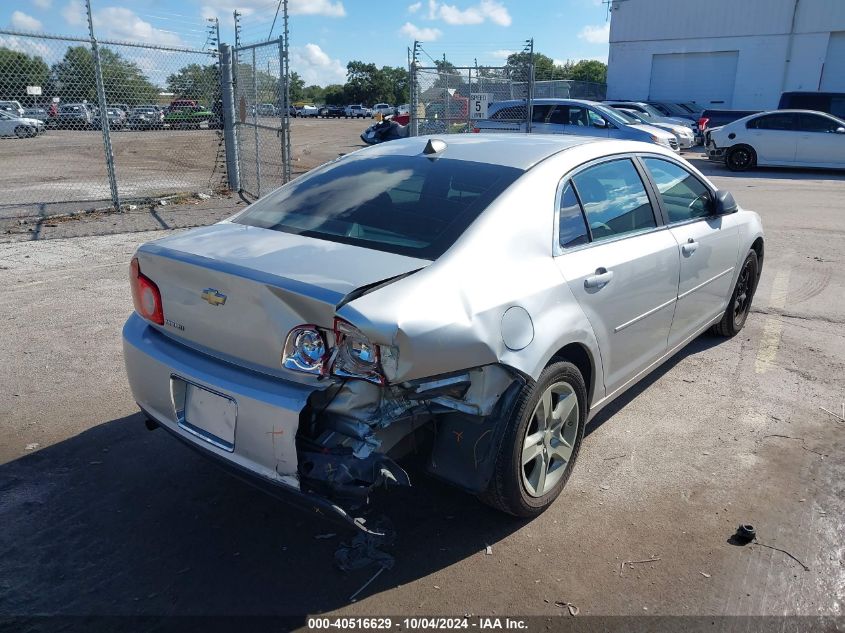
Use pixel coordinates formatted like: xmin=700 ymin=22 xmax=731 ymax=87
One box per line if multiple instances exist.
xmin=176 ymin=380 xmax=237 ymax=451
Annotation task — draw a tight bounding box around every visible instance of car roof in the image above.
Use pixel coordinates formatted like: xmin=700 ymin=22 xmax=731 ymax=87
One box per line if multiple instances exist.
xmin=352 ymin=134 xmax=611 ymax=170
xmin=490 ymin=98 xmax=604 ymax=108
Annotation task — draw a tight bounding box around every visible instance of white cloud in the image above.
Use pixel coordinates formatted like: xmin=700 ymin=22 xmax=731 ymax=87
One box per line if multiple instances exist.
xmin=199 ymin=0 xmax=344 ymax=18
xmin=578 ymin=22 xmax=610 ymax=44
xmin=490 ymin=48 xmax=515 ymax=59
xmin=408 ymin=1 xmax=422 ymax=12
xmin=427 ymin=0 xmax=511 ymax=26
xmin=61 ymin=0 xmax=85 ymax=26
xmin=32 ymin=0 xmax=52 ymax=9
xmin=399 ymin=21 xmax=442 ymax=41
xmin=94 ymin=8 xmax=185 ymax=47
xmin=290 ymin=43 xmax=346 ymax=86
xmin=11 ymin=10 xmax=43 ymax=31
xmin=0 ymin=33 xmax=51 ymax=58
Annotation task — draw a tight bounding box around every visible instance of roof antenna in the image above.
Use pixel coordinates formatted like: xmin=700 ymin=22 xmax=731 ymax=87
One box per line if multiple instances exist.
xmin=423 ymin=138 xmax=447 ymax=155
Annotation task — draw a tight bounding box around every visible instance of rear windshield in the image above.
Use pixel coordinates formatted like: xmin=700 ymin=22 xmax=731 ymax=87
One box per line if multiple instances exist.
xmin=235 ymin=154 xmax=523 ymax=259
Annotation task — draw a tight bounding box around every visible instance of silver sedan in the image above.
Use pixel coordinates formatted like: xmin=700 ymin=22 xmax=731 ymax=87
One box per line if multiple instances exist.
xmin=123 ymin=135 xmax=764 ymax=531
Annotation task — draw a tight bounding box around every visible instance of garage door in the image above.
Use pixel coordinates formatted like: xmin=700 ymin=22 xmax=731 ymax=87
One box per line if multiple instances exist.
xmin=821 ymin=32 xmax=845 ymax=91
xmin=648 ymin=51 xmax=739 ymax=107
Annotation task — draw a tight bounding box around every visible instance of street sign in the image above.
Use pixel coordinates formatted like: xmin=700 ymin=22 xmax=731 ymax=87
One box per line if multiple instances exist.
xmin=470 ymin=93 xmax=490 ymax=119
xmin=26 ymin=86 xmax=42 ymax=96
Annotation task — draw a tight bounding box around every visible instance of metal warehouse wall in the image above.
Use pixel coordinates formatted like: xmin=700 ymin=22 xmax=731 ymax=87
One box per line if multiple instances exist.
xmin=606 ymin=0 xmax=845 ymax=109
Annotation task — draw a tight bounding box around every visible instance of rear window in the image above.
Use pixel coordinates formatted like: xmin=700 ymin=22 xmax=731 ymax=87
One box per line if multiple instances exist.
xmin=235 ymin=155 xmax=523 ymax=259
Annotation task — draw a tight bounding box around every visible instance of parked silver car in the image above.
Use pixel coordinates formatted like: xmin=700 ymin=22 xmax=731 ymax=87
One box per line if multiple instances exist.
xmin=474 ymin=98 xmax=680 ymax=152
xmin=612 ymin=107 xmax=696 ymax=149
xmin=123 ymin=135 xmax=764 ymax=530
xmin=0 ymin=110 xmax=44 ymax=137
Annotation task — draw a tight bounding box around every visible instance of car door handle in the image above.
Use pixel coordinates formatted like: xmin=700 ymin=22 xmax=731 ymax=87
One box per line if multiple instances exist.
xmin=681 ymin=238 xmax=699 ymax=256
xmin=584 ymin=268 xmax=613 ymax=289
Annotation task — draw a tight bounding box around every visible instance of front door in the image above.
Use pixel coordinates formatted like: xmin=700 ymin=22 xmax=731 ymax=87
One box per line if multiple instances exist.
xmin=795 ymin=112 xmax=845 ymax=166
xmin=554 ymin=158 xmax=679 ymax=396
xmin=746 ymin=112 xmax=797 ymax=163
xmin=639 ymin=156 xmax=740 ymax=347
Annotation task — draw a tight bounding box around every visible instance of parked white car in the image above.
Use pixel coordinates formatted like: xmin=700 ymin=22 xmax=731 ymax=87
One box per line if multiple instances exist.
xmin=372 ymin=103 xmax=394 ymax=117
xmin=707 ymin=109 xmax=845 ymax=171
xmin=0 ymin=110 xmax=44 ymax=137
xmin=0 ymin=100 xmax=25 ymax=117
xmin=344 ymin=104 xmax=371 ymax=118
xmin=297 ymin=104 xmax=318 ymax=117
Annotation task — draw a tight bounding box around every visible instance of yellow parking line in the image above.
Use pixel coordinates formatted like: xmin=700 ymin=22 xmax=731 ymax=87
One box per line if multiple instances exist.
xmin=755 ymin=269 xmax=790 ymax=374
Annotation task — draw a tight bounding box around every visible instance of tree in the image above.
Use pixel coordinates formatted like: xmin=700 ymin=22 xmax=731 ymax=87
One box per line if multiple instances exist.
xmin=167 ymin=63 xmax=220 ymax=103
xmin=288 ymin=71 xmax=305 ymax=102
xmin=302 ymin=84 xmax=325 ymax=103
xmin=0 ymin=47 xmax=49 ymax=104
xmin=51 ymin=46 xmax=158 ymax=105
xmin=568 ymin=59 xmax=607 ymax=84
xmin=322 ymin=83 xmax=345 ymax=105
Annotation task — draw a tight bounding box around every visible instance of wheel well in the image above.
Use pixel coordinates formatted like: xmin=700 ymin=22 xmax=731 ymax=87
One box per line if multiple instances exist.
xmin=751 ymin=237 xmax=764 ymax=282
xmin=550 ymin=343 xmax=594 ymax=405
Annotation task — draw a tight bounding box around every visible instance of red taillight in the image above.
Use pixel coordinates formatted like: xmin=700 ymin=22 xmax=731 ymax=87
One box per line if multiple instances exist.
xmin=130 ymin=257 xmax=164 ymax=325
xmin=698 ymin=116 xmax=709 ymax=130
xmin=471 ymin=127 xmax=480 ymax=133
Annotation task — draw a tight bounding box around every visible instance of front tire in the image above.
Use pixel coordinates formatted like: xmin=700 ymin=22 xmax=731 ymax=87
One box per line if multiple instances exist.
xmin=713 ymin=250 xmax=759 ymax=337
xmin=14 ymin=126 xmax=28 ymax=138
xmin=726 ymin=145 xmax=755 ymax=172
xmin=480 ymin=361 xmax=586 ymax=517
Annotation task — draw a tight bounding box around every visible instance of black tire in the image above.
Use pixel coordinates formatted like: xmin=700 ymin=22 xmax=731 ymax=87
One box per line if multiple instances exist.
xmin=14 ymin=126 xmax=27 ymax=138
xmin=726 ymin=145 xmax=756 ymax=172
xmin=713 ymin=249 xmax=759 ymax=337
xmin=480 ymin=361 xmax=587 ymax=517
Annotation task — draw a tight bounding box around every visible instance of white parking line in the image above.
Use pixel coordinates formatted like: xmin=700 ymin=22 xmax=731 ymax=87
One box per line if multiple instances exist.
xmin=755 ymin=268 xmax=790 ymax=374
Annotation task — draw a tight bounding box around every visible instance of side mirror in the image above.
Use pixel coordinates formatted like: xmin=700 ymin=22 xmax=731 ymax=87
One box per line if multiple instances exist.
xmin=593 ymin=118 xmax=608 ymax=129
xmin=712 ymin=189 xmax=738 ymax=215
xmin=835 ymin=127 xmax=845 ymax=134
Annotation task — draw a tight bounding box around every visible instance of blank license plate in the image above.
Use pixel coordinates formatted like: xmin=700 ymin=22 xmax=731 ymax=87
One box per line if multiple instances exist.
xmin=179 ymin=382 xmax=237 ymax=451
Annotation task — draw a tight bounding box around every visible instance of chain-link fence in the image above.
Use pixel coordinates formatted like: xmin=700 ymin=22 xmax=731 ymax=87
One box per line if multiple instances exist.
xmin=0 ymin=29 xmax=226 ymax=219
xmin=232 ymin=37 xmax=290 ymax=199
xmin=534 ymin=79 xmax=606 ymax=101
xmin=410 ymin=63 xmax=534 ymax=136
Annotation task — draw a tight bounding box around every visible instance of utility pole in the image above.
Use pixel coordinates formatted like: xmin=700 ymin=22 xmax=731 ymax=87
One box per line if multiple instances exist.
xmin=85 ymin=0 xmax=119 ymax=210
xmin=233 ymin=10 xmax=242 ymax=48
xmin=206 ymin=17 xmax=219 ymax=52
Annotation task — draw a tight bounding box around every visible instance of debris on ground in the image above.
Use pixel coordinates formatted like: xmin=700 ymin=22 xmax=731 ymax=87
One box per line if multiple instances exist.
xmin=620 ymin=555 xmax=661 ymax=576
xmin=730 ymin=524 xmax=810 ymax=571
xmin=349 ymin=567 xmax=386 ymax=603
xmin=196 ymin=192 xmax=211 ymax=200
xmin=485 ymin=545 xmax=493 ymax=555
xmin=819 ymin=405 xmax=845 ymax=423
xmin=334 ymin=516 xmax=395 ymax=572
xmin=603 ymin=454 xmax=627 ymax=461
xmin=25 ymin=443 xmax=38 ymax=451
xmin=699 ymin=572 xmax=711 ymax=578
xmin=314 ymin=533 xmax=337 ymax=540
xmin=554 ymin=601 xmax=579 ymax=616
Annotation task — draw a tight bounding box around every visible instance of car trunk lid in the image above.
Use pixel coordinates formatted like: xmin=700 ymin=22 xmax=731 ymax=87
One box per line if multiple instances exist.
xmin=135 ymin=222 xmax=429 ymax=377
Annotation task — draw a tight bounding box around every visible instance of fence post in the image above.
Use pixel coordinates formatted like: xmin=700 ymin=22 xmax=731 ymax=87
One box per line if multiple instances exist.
xmin=219 ymin=43 xmax=240 ymax=193
xmin=251 ymin=47 xmax=261 ymax=198
xmin=85 ymin=0 xmax=120 ymax=211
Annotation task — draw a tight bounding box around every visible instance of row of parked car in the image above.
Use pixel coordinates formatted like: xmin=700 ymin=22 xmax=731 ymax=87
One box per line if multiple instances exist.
xmin=0 ymin=99 xmax=220 ymax=133
xmin=253 ymin=102 xmax=406 ymax=119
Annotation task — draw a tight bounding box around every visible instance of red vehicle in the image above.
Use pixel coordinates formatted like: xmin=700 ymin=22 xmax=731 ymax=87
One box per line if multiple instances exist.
xmin=169 ymin=98 xmax=198 ymax=109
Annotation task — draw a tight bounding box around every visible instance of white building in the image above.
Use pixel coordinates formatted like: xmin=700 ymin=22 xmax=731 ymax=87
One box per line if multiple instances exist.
xmin=606 ymin=0 xmax=845 ymax=109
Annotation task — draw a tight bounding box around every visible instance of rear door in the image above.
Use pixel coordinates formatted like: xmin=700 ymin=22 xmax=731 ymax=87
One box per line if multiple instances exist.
xmin=746 ymin=113 xmax=797 ymax=164
xmin=639 ymin=156 xmax=740 ymax=347
xmin=553 ymin=157 xmax=679 ymax=396
xmin=794 ymin=113 xmax=845 ymax=166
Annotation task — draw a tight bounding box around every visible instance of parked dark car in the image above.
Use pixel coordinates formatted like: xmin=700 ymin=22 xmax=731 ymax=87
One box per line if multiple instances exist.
xmin=52 ymin=103 xmax=94 ymax=129
xmin=320 ymin=105 xmax=345 ymax=118
xmin=778 ymin=92 xmax=845 ymax=119
xmin=699 ymin=109 xmax=761 ymax=142
xmin=646 ymin=101 xmax=701 ymax=121
xmin=93 ymin=107 xmax=127 ymax=130
xmin=127 ymin=106 xmax=164 ymax=130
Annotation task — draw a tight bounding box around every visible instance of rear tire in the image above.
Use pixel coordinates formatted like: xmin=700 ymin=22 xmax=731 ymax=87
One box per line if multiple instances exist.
xmin=480 ymin=361 xmax=586 ymax=517
xmin=726 ymin=145 xmax=756 ymax=172
xmin=713 ymin=250 xmax=759 ymax=337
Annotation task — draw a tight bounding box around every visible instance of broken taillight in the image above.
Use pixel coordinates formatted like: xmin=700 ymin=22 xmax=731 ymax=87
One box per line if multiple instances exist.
xmin=130 ymin=257 xmax=164 ymax=325
xmin=281 ymin=325 xmax=328 ymax=375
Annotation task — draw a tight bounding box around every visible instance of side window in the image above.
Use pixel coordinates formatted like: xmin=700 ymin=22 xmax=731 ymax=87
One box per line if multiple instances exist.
xmin=531 ymin=105 xmax=552 ymax=123
xmin=571 ymin=159 xmax=656 ymax=242
xmin=587 ymin=109 xmax=604 ymax=127
xmin=748 ymin=113 xmax=794 ymax=131
xmin=642 ymin=157 xmax=712 ymax=223
xmin=797 ymin=113 xmax=839 ymax=133
xmin=831 ymin=97 xmax=845 ymax=119
xmin=567 ymin=106 xmax=589 ymax=127
xmin=558 ymin=182 xmax=589 ymax=248
xmin=490 ymin=105 xmax=526 ymax=120
xmin=548 ymin=105 xmax=569 ymax=125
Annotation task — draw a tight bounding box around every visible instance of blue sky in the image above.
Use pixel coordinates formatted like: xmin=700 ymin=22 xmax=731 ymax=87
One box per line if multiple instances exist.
xmin=1 ymin=0 xmax=610 ymax=86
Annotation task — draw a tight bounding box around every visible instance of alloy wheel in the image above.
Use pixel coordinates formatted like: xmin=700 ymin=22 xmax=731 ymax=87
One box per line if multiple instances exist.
xmin=521 ymin=381 xmax=579 ymax=498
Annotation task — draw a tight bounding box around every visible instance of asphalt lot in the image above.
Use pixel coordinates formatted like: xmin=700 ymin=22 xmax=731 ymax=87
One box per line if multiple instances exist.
xmin=0 ymin=140 xmax=843 ymax=626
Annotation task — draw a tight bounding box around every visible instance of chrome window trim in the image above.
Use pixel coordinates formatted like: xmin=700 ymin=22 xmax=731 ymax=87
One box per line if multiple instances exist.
xmin=553 ymin=153 xmax=664 ymax=257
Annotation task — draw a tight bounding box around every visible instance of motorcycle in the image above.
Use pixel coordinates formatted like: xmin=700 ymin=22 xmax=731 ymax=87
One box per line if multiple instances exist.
xmin=360 ymin=114 xmax=409 ymax=145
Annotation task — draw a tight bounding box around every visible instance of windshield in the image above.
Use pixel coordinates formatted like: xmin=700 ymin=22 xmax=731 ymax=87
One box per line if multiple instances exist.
xmin=235 ymin=154 xmax=523 ymax=259
xmin=611 ymin=108 xmax=640 ymax=123
xmin=592 ymin=104 xmax=631 ymax=126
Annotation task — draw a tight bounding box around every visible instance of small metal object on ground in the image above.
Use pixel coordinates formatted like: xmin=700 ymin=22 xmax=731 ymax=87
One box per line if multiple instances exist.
xmin=735 ymin=524 xmax=756 ymax=544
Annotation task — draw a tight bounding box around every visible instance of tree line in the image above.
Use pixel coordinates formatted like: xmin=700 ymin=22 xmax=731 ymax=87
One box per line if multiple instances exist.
xmin=1 ymin=45 xmax=606 ymax=109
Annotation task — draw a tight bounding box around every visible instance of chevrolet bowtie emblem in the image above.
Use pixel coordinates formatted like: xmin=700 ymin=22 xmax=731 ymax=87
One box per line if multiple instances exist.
xmin=200 ymin=288 xmax=227 ymax=306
